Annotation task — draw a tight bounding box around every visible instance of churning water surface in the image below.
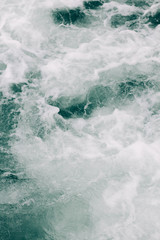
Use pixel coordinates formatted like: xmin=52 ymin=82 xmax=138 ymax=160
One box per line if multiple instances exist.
xmin=0 ymin=0 xmax=160 ymax=239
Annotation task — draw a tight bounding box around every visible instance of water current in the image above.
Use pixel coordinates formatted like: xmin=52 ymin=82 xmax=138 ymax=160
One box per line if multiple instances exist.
xmin=0 ymin=0 xmax=160 ymax=239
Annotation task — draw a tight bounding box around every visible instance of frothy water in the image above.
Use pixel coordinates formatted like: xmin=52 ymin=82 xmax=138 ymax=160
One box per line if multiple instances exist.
xmin=0 ymin=0 xmax=160 ymax=239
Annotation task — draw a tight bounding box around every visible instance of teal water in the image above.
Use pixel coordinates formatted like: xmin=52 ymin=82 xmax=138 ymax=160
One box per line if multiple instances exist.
xmin=0 ymin=0 xmax=160 ymax=239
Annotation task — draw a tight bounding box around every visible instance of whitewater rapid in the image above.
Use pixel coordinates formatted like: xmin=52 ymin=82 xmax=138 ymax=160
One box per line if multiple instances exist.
xmin=0 ymin=0 xmax=160 ymax=239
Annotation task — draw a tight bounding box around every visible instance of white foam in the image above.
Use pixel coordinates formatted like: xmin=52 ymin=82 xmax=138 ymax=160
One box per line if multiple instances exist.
xmin=1 ymin=0 xmax=160 ymax=239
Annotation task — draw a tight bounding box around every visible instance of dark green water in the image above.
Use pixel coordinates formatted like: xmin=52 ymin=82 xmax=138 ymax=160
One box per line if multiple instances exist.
xmin=0 ymin=0 xmax=160 ymax=239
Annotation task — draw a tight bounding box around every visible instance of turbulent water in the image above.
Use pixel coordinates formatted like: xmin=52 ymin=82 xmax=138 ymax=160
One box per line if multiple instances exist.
xmin=0 ymin=0 xmax=160 ymax=239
